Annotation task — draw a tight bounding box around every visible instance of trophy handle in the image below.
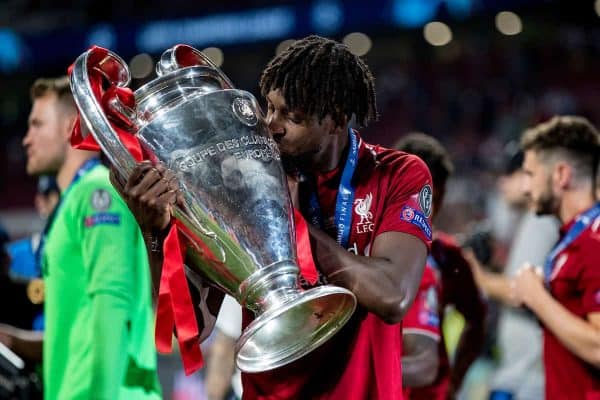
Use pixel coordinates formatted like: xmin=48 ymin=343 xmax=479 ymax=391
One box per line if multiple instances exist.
xmin=70 ymin=47 xmax=137 ymax=177
xmin=156 ymin=44 xmax=234 ymax=89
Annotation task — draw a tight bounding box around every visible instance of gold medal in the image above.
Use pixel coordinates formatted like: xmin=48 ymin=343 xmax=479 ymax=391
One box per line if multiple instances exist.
xmin=27 ymin=279 xmax=45 ymax=304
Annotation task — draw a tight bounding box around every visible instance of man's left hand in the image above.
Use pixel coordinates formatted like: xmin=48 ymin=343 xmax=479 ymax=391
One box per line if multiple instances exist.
xmin=514 ymin=264 xmax=545 ymax=307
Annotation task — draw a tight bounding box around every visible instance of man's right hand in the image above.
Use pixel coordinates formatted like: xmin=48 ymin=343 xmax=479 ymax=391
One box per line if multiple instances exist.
xmin=109 ymin=161 xmax=180 ymax=233
xmin=0 ymin=324 xmax=43 ymax=362
xmin=0 ymin=325 xmax=14 ymax=350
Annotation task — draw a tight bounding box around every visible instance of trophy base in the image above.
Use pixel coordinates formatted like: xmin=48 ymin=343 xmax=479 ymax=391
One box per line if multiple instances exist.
xmin=235 ymin=285 xmax=356 ymax=373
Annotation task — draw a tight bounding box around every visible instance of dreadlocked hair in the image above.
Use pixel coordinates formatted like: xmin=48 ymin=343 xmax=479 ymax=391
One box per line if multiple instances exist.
xmin=259 ymin=35 xmax=378 ymax=128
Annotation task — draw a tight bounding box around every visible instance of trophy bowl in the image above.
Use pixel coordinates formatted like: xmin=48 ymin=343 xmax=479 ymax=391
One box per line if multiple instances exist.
xmin=69 ymin=44 xmax=356 ymax=373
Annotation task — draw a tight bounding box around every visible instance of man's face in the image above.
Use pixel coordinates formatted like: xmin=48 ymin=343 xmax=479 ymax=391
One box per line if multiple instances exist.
xmin=522 ymin=150 xmax=557 ymax=216
xmin=498 ymin=169 xmax=529 ymax=208
xmin=265 ymin=89 xmax=332 ymax=169
xmin=22 ymin=94 xmax=68 ymax=176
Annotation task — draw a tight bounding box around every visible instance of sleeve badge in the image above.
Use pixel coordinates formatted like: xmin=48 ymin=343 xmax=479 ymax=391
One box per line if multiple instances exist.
xmin=418 ymin=184 xmax=433 ymax=218
xmin=90 ymin=189 xmax=112 ymax=211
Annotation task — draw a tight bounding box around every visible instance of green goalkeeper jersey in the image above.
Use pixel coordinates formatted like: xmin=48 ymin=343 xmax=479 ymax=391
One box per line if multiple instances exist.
xmin=42 ymin=161 xmax=161 ymax=400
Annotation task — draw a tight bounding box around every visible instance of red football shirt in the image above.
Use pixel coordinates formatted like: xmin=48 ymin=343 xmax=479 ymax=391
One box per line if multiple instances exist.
xmin=403 ymin=232 xmax=485 ymax=400
xmin=403 ymin=264 xmax=441 ymax=341
xmin=241 ymin=134 xmax=433 ymax=400
xmin=544 ymin=214 xmax=600 ymax=400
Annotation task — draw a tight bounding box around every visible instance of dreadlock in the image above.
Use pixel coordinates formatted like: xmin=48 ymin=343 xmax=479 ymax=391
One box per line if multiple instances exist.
xmin=259 ymin=35 xmax=378 ymax=128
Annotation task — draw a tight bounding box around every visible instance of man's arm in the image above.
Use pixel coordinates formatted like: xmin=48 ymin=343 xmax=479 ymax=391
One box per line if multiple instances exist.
xmin=449 ymin=318 xmax=485 ymax=395
xmin=442 ymin=247 xmax=486 ymax=395
xmin=515 ymin=267 xmax=600 ymax=368
xmin=402 ymin=333 xmax=439 ymax=387
xmin=463 ymin=250 xmax=519 ymax=307
xmin=88 ymin=293 xmax=130 ymax=399
xmin=309 ymin=227 xmax=427 ymax=324
xmin=0 ymin=324 xmax=43 ymax=362
xmin=205 ymin=329 xmax=237 ymax=400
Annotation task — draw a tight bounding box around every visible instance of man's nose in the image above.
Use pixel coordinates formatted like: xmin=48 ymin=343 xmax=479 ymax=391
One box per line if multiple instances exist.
xmin=521 ymin=176 xmax=532 ymax=197
xmin=22 ymin=129 xmax=32 ymax=147
xmin=267 ymin=113 xmax=284 ymax=136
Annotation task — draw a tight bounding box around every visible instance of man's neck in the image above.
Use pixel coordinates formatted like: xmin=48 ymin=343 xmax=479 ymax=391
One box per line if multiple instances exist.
xmin=559 ymin=184 xmax=596 ymax=224
xmin=56 ymin=149 xmax=99 ymax=191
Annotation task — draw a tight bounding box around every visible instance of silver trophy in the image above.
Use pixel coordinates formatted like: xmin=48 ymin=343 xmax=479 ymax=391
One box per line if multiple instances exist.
xmin=69 ymin=44 xmax=356 ymax=373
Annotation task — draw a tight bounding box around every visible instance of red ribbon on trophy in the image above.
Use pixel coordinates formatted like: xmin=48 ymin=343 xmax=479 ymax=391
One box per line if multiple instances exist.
xmin=68 ymin=46 xmax=143 ymax=161
xmin=294 ymin=208 xmax=319 ymax=285
xmin=156 ymin=222 xmax=205 ymax=374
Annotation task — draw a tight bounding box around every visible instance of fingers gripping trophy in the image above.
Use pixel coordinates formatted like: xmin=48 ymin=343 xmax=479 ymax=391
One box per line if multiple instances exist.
xmin=69 ymin=44 xmax=356 ymax=373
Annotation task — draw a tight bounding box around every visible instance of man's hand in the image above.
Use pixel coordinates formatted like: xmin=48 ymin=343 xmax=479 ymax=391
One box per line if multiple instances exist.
xmin=514 ymin=263 xmax=545 ymax=307
xmin=0 ymin=324 xmax=43 ymax=362
xmin=463 ymin=248 xmax=520 ymax=307
xmin=109 ymin=161 xmax=180 ymax=232
xmin=0 ymin=325 xmax=14 ymax=349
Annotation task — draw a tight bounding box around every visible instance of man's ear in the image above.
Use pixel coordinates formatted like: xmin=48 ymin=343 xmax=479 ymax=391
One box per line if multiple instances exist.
xmin=554 ymin=161 xmax=573 ymax=190
xmin=323 ymin=115 xmax=348 ymax=136
xmin=61 ymin=113 xmax=77 ymax=142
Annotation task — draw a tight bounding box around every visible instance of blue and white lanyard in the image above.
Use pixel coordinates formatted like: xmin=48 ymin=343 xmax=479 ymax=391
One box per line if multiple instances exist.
xmin=543 ymin=202 xmax=600 ymax=284
xmin=305 ymin=128 xmax=359 ymax=248
xmin=36 ymin=158 xmax=101 ymax=272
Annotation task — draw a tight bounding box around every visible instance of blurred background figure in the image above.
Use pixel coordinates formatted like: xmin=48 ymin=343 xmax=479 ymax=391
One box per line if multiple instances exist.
xmin=514 ymin=116 xmax=600 ymax=400
xmin=0 ymin=222 xmax=43 ymax=399
xmin=205 ymin=295 xmax=243 ymax=400
xmin=397 ymin=133 xmax=486 ymax=400
xmin=0 ymin=76 xmax=161 ymax=400
xmin=8 ymin=175 xmax=59 ymax=290
xmin=464 ymin=142 xmax=559 ymax=400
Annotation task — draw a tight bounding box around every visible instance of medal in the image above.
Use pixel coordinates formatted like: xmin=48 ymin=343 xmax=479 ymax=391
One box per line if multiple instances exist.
xmin=27 ymin=278 xmax=45 ymax=304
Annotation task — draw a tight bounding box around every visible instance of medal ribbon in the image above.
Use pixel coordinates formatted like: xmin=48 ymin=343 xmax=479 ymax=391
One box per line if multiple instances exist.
xmin=38 ymin=158 xmax=101 ymax=275
xmin=543 ymin=202 xmax=600 ymax=284
xmin=306 ymin=128 xmax=360 ymax=249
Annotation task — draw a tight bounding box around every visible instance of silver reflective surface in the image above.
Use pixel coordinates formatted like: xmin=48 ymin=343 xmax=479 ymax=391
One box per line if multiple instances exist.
xmin=70 ymin=44 xmax=356 ymax=372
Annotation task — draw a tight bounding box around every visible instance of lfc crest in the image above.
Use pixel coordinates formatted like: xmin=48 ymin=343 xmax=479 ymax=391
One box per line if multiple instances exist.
xmin=354 ymin=193 xmax=374 ymax=234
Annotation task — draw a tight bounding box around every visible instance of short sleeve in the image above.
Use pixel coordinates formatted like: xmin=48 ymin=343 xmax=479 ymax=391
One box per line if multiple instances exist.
xmin=580 ymin=235 xmax=600 ymax=314
xmin=76 ymin=178 xmax=141 ymax=303
xmin=403 ymin=266 xmax=441 ymax=341
xmin=216 ymin=295 xmax=243 ymax=339
xmin=375 ymin=154 xmax=433 ymax=248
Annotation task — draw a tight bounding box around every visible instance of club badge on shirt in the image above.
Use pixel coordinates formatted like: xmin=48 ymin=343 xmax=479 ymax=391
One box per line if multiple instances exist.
xmin=354 ymin=193 xmax=374 ymax=234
